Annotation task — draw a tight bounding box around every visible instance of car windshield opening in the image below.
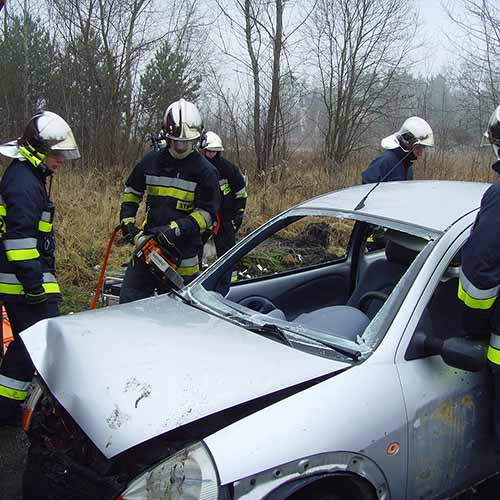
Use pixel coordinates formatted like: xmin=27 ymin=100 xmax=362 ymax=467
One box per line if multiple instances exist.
xmin=190 ymin=210 xmax=436 ymax=361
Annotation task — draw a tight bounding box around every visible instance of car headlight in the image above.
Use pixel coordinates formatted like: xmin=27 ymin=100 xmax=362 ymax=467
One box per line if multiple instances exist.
xmin=117 ymin=442 xmax=219 ymax=500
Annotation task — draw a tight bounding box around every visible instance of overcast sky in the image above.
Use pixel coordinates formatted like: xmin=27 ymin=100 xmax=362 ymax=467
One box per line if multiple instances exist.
xmin=418 ymin=0 xmax=459 ymax=74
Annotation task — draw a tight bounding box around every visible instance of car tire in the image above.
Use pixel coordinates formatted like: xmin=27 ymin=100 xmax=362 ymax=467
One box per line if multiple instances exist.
xmin=287 ymin=489 xmax=339 ymax=500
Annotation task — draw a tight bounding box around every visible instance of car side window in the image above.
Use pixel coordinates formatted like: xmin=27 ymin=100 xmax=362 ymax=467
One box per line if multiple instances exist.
xmin=415 ymin=249 xmax=464 ymax=341
xmin=234 ymin=216 xmax=355 ymax=281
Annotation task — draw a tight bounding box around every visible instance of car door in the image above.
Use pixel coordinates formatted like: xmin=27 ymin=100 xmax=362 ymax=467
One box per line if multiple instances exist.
xmin=396 ymin=231 xmax=497 ymax=500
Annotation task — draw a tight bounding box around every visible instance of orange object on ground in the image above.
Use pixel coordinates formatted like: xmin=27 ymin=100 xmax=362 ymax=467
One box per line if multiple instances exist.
xmin=2 ymin=305 xmax=13 ymax=355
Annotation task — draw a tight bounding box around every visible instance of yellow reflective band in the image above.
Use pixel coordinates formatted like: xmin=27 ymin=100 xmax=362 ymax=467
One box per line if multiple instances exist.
xmin=122 ymin=193 xmax=141 ymax=204
xmin=488 ymin=345 xmax=500 ymax=365
xmin=220 ymin=183 xmax=231 ymax=195
xmin=0 ymin=283 xmax=24 ymax=294
xmin=6 ymin=248 xmax=40 ymax=261
xmin=121 ymin=217 xmax=136 ymax=225
xmin=458 ymin=281 xmax=497 ymax=310
xmin=0 ymin=282 xmax=60 ymax=296
xmin=0 ymin=385 xmax=28 ymax=401
xmin=0 ymin=205 xmax=6 ymax=216
xmin=177 ymin=263 xmax=200 ymax=277
xmin=147 ymin=186 xmax=195 ymax=201
xmin=38 ymin=220 xmax=53 ymax=233
xmin=43 ymin=282 xmax=61 ymax=294
xmin=235 ymin=192 xmax=248 ymax=199
xmin=190 ymin=211 xmax=208 ymax=232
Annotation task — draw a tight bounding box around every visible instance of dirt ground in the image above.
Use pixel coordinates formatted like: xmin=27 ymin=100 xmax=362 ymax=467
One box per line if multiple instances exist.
xmin=0 ymin=425 xmax=499 ymax=500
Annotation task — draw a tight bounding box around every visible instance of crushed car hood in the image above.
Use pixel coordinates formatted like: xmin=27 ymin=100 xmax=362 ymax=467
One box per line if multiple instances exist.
xmin=22 ymin=295 xmax=347 ymax=458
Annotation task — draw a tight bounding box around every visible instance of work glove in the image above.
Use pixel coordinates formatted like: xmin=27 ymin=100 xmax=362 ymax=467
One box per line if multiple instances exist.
xmin=232 ymin=211 xmax=244 ymax=231
xmin=121 ymin=222 xmax=141 ymax=245
xmin=148 ymin=226 xmax=178 ymax=251
xmin=25 ymin=285 xmax=48 ymax=305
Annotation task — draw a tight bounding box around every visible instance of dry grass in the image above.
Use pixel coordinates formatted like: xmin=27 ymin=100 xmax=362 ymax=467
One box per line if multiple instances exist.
xmin=1 ymin=147 xmax=496 ymax=312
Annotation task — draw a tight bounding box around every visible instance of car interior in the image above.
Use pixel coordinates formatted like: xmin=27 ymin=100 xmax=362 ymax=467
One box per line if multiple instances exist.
xmin=205 ymin=218 xmax=437 ymax=344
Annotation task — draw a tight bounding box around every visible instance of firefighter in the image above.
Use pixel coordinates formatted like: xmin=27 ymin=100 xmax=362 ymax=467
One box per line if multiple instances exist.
xmin=0 ymin=111 xmax=80 ymax=426
xmin=362 ymin=117 xmax=434 ymax=184
xmin=119 ymin=99 xmax=220 ymax=303
xmin=458 ymin=104 xmax=500 ymax=446
xmin=200 ymin=131 xmax=247 ymax=258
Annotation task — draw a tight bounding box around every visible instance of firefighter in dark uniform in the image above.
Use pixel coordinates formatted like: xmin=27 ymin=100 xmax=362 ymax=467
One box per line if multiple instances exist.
xmin=0 ymin=111 xmax=80 ymax=425
xmin=458 ymin=104 xmax=500 ymax=447
xmin=119 ymin=99 xmax=220 ymax=303
xmin=201 ymin=131 xmax=247 ymax=258
xmin=362 ymin=116 xmax=434 ymax=184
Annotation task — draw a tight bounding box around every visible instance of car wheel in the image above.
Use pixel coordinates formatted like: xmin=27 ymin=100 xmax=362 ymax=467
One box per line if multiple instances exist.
xmin=287 ymin=488 xmax=339 ymax=500
xmin=238 ymin=295 xmax=278 ymax=314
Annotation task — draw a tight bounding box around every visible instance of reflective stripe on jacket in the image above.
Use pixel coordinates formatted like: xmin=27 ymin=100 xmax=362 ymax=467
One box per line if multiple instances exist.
xmin=0 ymin=159 xmax=61 ymax=302
xmin=119 ymin=149 xmax=220 ymax=276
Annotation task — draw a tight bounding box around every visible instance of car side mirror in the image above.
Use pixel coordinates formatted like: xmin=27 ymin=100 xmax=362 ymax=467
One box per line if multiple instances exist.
xmin=410 ymin=332 xmax=486 ymax=372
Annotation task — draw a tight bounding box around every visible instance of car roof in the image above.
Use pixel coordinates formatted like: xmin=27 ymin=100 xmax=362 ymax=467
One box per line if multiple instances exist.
xmin=299 ymin=180 xmax=490 ymax=233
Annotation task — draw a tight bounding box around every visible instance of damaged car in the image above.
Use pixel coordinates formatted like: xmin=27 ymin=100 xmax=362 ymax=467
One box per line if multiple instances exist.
xmin=21 ymin=180 xmax=498 ymax=500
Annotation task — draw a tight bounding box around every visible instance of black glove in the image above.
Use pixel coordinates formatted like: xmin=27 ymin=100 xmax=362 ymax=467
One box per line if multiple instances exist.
xmin=148 ymin=226 xmax=178 ymax=250
xmin=122 ymin=222 xmax=140 ymax=244
xmin=25 ymin=285 xmax=48 ymax=305
xmin=232 ymin=212 xmax=244 ymax=231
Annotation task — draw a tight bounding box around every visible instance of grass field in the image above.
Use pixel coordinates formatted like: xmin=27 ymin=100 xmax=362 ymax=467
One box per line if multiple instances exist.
xmin=2 ymin=147 xmax=498 ymax=313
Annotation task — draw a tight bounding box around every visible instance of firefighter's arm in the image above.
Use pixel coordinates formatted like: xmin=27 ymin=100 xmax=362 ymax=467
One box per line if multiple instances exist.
xmin=119 ymin=161 xmax=146 ymax=241
xmin=119 ymin=161 xmax=146 ymax=226
xmin=175 ymin=168 xmax=221 ymax=238
xmin=458 ymin=185 xmax=500 ymax=338
xmin=2 ymin=183 xmax=44 ymax=293
xmin=228 ymin=162 xmax=247 ymax=224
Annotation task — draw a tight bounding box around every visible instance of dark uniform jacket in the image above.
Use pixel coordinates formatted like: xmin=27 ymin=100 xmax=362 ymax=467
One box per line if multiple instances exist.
xmin=362 ymin=148 xmax=413 ymax=184
xmin=0 ymin=159 xmax=60 ymax=303
xmin=119 ymin=149 xmax=220 ymax=277
xmin=207 ymin=154 xmax=247 ymax=222
xmin=458 ymin=181 xmax=500 ymax=359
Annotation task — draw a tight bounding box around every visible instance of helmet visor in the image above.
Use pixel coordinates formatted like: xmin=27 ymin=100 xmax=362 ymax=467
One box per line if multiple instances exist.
xmin=58 ymin=148 xmax=81 ymax=160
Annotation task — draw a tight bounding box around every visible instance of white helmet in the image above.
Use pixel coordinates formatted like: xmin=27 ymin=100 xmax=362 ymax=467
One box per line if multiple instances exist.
xmin=0 ymin=111 xmax=80 ymax=161
xmin=482 ymin=105 xmax=500 ymax=159
xmin=381 ymin=116 xmax=434 ymax=151
xmin=162 ymin=98 xmax=203 ymax=142
xmin=201 ymin=131 xmax=224 ymax=152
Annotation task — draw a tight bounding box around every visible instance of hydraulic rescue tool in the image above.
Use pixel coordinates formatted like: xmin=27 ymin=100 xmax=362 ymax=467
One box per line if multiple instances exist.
xmin=134 ymin=233 xmax=184 ymax=290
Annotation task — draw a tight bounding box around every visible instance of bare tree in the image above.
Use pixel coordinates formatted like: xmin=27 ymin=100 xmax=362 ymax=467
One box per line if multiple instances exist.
xmin=306 ymin=0 xmax=418 ymax=167
xmin=213 ymin=0 xmax=313 ymax=173
xmin=446 ymin=0 xmax=500 ymax=138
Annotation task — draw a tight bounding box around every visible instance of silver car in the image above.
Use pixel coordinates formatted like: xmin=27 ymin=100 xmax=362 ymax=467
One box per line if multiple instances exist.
xmin=22 ymin=180 xmax=496 ymax=500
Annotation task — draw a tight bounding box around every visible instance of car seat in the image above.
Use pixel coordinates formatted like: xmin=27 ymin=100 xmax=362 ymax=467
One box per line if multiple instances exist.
xmin=292 ymin=231 xmax=427 ymax=341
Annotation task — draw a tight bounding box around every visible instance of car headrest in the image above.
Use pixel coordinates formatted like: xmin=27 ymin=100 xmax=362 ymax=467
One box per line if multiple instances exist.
xmin=384 ymin=230 xmax=427 ymax=266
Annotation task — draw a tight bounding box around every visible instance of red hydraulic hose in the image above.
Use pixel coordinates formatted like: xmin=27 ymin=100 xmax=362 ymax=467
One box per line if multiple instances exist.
xmin=90 ymin=225 xmax=121 ymax=310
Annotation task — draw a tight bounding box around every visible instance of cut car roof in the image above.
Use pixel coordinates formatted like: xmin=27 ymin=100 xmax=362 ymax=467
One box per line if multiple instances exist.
xmin=299 ymin=180 xmax=490 ymax=233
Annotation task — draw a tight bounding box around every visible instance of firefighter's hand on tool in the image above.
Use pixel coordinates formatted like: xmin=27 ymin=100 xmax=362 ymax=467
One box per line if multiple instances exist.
xmin=122 ymin=222 xmax=140 ymax=244
xmin=25 ymin=285 xmax=48 ymax=305
xmin=155 ymin=228 xmax=177 ymax=250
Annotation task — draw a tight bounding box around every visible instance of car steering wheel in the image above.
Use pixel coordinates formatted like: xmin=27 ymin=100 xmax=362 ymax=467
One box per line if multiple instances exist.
xmin=356 ymin=291 xmax=389 ymax=313
xmin=238 ymin=296 xmax=278 ymax=314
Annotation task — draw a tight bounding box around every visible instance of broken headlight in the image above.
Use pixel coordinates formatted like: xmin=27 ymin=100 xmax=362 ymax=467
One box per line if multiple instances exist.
xmin=117 ymin=442 xmax=219 ymax=500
